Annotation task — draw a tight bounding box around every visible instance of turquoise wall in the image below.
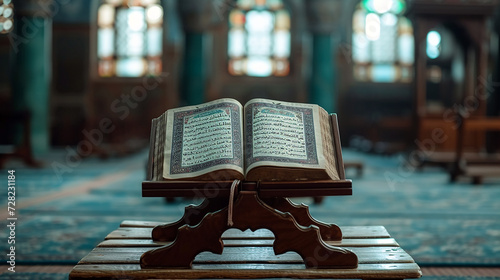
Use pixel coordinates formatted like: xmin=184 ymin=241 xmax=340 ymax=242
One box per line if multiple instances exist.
xmin=12 ymin=17 xmax=51 ymax=155
xmin=310 ymin=34 xmax=336 ymax=113
xmin=182 ymin=33 xmax=205 ymax=105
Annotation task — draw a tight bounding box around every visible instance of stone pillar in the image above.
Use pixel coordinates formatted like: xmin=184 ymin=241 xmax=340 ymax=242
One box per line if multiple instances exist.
xmin=182 ymin=32 xmax=205 ymax=105
xmin=306 ymin=0 xmax=343 ymax=113
xmin=11 ymin=0 xmax=54 ymax=156
xmin=177 ymin=0 xmax=215 ymax=105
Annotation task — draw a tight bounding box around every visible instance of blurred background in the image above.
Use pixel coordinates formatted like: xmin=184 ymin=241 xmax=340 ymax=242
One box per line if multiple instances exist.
xmin=1 ymin=0 xmax=500 ymax=158
xmin=1 ymin=0 xmax=500 ymax=279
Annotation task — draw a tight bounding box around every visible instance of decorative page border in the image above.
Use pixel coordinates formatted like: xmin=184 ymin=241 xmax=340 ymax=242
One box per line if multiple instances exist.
xmin=169 ymin=102 xmax=242 ymax=175
xmin=245 ymin=102 xmax=319 ymax=168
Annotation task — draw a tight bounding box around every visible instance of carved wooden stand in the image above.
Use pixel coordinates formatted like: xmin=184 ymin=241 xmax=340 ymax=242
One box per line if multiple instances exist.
xmin=140 ymin=182 xmax=358 ymax=269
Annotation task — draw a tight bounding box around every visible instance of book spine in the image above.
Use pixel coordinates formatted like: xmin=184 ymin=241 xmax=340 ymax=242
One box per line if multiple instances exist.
xmin=330 ymin=114 xmax=346 ymax=180
xmin=146 ymin=118 xmax=157 ymax=181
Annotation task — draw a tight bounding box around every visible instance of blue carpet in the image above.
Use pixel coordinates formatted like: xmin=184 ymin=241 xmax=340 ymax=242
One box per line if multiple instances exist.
xmin=2 ymin=274 xmax=500 ymax=280
xmin=0 ymin=273 xmax=68 ymax=280
xmin=420 ymin=276 xmax=500 ymax=280
xmin=0 ymin=273 xmax=498 ymax=280
xmin=0 ymin=148 xmax=499 ymax=270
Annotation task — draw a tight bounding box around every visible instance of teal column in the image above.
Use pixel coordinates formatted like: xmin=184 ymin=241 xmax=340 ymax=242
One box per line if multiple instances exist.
xmin=306 ymin=0 xmax=342 ymax=113
xmin=178 ymin=0 xmax=214 ymax=105
xmin=310 ymin=34 xmax=336 ymax=113
xmin=11 ymin=2 xmax=52 ymax=156
xmin=182 ymin=33 xmax=205 ymax=105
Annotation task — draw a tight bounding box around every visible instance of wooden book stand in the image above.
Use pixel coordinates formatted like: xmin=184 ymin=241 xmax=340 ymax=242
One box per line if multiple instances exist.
xmin=140 ymin=114 xmax=358 ymax=269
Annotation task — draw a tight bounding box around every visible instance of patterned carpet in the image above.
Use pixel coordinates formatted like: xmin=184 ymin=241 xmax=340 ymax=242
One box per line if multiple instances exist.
xmin=0 ymin=273 xmax=69 ymax=280
xmin=0 ymin=273 xmax=498 ymax=280
xmin=0 ymin=148 xmax=499 ymax=278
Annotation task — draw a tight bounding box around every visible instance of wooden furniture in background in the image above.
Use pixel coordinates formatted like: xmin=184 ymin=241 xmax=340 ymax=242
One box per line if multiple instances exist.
xmin=68 ymin=220 xmax=422 ymax=280
xmin=408 ymin=0 xmax=498 ymax=153
xmin=345 ymin=161 xmax=364 ymax=177
xmin=313 ymin=161 xmax=363 ymax=204
xmin=415 ymin=110 xmax=500 ymax=184
xmin=451 ymin=110 xmax=500 ymax=184
xmin=0 ymin=111 xmax=41 ymax=168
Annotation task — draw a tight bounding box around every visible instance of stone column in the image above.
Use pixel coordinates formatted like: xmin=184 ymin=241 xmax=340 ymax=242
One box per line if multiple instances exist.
xmin=306 ymin=0 xmax=343 ymax=113
xmin=11 ymin=0 xmax=54 ymax=155
xmin=177 ymin=0 xmax=215 ymax=105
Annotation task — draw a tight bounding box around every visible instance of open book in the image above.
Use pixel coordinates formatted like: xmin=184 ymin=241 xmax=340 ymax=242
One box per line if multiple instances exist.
xmin=148 ymin=98 xmax=345 ymax=182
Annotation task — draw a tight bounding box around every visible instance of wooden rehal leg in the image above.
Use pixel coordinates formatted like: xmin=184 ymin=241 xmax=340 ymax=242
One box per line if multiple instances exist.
xmin=151 ymin=197 xmax=228 ymax=241
xmin=140 ymin=191 xmax=358 ymax=269
xmin=263 ymin=197 xmax=342 ymax=241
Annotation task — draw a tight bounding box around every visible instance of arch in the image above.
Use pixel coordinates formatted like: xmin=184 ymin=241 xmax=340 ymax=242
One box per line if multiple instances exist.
xmin=0 ymin=0 xmax=14 ymax=34
xmin=93 ymin=0 xmax=165 ymax=77
xmin=227 ymin=0 xmax=292 ymax=77
xmin=350 ymin=0 xmax=414 ymax=83
xmin=424 ymin=24 xmax=467 ymax=110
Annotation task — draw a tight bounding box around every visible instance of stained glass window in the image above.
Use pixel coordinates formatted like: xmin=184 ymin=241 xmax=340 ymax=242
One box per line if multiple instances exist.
xmin=0 ymin=0 xmax=14 ymax=34
xmin=228 ymin=0 xmax=291 ymax=77
xmin=352 ymin=0 xmax=414 ymax=82
xmin=426 ymin=30 xmax=441 ymax=59
xmin=97 ymin=0 xmax=163 ymax=77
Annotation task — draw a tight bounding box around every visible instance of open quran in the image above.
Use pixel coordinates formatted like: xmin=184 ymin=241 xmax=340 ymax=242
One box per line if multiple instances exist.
xmin=149 ymin=98 xmax=345 ymax=182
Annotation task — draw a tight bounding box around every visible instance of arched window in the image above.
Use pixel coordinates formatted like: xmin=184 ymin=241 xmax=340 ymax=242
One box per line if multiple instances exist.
xmin=227 ymin=0 xmax=291 ymax=77
xmin=352 ymin=0 xmax=414 ymax=82
xmin=0 ymin=0 xmax=14 ymax=34
xmin=97 ymin=0 xmax=163 ymax=77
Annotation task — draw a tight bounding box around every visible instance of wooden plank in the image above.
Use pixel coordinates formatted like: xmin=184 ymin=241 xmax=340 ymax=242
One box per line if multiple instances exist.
xmin=99 ymin=239 xmax=272 ymax=248
xmin=422 ymin=151 xmax=500 ymax=164
xmin=341 ymin=226 xmax=390 ymax=239
xmin=258 ymin=188 xmax=352 ymax=197
xmin=464 ymin=117 xmax=500 ymax=131
xmin=105 ymin=228 xmax=152 ymax=240
xmin=90 ymin=246 xmax=410 ymax=256
xmin=464 ymin=165 xmax=500 ymax=176
xmin=142 ymin=188 xmax=353 ymax=198
xmin=69 ymin=263 xmax=422 ymax=279
xmin=142 ymin=180 xmax=352 ymax=191
xmin=100 ymin=236 xmax=398 ymax=248
xmin=80 ymin=248 xmax=305 ymax=265
xmin=99 ymin=238 xmax=406 ymax=257
xmin=142 ymin=188 xmax=231 ymax=198
xmin=325 ymin=238 xmax=399 ymax=247
xmin=81 ymin=246 xmax=414 ymax=265
xmin=142 ymin=180 xmax=352 ymax=198
xmin=106 ymin=228 xmax=276 ymax=240
xmin=99 ymin=239 xmax=169 ymax=247
xmin=109 ymin=225 xmax=391 ymax=239
xmin=121 ymin=220 xmax=162 ymax=228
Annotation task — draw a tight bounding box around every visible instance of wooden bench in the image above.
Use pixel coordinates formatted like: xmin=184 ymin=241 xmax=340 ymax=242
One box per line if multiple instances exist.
xmin=313 ymin=161 xmax=363 ymax=204
xmin=451 ymin=113 xmax=500 ymax=184
xmin=345 ymin=161 xmax=364 ymax=177
xmin=69 ymin=220 xmax=422 ymax=280
xmin=0 ymin=110 xmax=41 ymax=168
xmin=417 ymin=151 xmax=500 ymax=169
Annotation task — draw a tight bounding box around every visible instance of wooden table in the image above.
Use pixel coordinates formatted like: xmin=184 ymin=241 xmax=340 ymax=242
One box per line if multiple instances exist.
xmin=68 ymin=220 xmax=422 ymax=280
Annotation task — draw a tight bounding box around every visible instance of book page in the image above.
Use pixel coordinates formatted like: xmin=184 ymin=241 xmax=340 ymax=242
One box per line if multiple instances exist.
xmin=163 ymin=99 xmax=244 ymax=180
xmin=244 ymin=98 xmax=326 ymax=175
